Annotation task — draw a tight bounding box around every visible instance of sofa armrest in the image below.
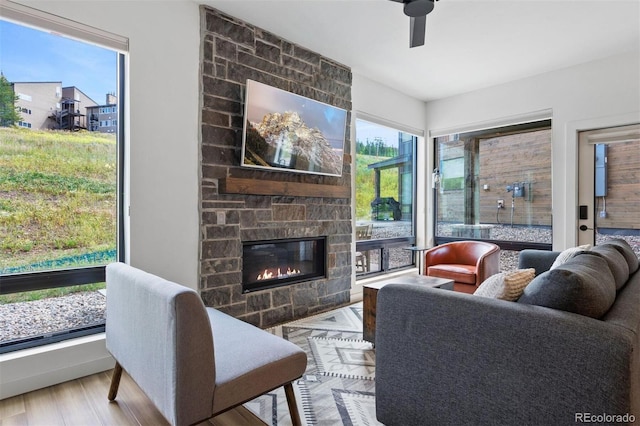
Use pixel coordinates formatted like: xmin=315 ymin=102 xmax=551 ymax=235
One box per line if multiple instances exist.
xmin=375 ymin=284 xmax=635 ymax=425
xmin=518 ymin=249 xmax=560 ymax=275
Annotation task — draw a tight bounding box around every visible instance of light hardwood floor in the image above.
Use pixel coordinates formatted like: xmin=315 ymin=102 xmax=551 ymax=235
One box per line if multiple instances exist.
xmin=0 ymin=369 xmax=267 ymax=426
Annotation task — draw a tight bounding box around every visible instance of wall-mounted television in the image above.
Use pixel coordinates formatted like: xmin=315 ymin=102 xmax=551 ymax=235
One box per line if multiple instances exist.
xmin=241 ymin=79 xmax=347 ymax=177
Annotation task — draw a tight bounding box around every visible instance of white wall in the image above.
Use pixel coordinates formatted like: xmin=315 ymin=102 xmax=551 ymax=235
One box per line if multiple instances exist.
xmin=1 ymin=0 xmax=201 ymax=399
xmin=352 ymin=74 xmax=427 ymax=132
xmin=425 ymin=51 xmax=640 ymax=249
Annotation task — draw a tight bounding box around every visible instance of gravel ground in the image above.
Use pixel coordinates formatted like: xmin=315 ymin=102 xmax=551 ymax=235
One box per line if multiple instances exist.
xmin=0 ymin=291 xmax=106 ymax=343
xmin=2 ymin=227 xmax=638 ymax=344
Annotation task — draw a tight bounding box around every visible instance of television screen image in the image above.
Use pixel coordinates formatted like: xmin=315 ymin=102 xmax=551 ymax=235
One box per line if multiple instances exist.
xmin=241 ymin=79 xmax=347 ymax=177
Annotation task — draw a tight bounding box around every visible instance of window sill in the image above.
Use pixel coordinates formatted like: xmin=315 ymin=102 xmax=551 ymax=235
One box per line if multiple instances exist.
xmin=0 ymin=333 xmax=114 ymax=399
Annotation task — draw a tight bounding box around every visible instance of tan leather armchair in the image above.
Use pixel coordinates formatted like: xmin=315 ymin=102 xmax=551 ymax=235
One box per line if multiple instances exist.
xmin=424 ymin=241 xmax=500 ymax=293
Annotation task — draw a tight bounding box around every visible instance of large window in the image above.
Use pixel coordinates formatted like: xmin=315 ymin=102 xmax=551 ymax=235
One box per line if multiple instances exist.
xmin=0 ymin=5 xmax=127 ymax=353
xmin=434 ymin=120 xmax=552 ymax=267
xmin=355 ymin=118 xmax=417 ymax=276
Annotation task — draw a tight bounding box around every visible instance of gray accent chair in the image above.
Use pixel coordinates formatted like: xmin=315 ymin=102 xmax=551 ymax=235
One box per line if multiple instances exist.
xmin=105 ymin=262 xmax=307 ymax=426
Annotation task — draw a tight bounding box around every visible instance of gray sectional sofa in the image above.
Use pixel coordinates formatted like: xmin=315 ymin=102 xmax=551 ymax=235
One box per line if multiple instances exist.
xmin=375 ymin=239 xmax=640 ymax=425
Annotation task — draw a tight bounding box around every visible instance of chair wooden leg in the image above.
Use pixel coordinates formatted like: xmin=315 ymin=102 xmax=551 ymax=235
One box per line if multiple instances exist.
xmin=284 ymin=382 xmax=302 ymax=426
xmin=108 ymin=362 xmax=123 ymax=401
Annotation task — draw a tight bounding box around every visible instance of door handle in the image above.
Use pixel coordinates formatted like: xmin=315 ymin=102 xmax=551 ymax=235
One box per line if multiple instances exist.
xmin=579 ymin=225 xmax=593 ymax=231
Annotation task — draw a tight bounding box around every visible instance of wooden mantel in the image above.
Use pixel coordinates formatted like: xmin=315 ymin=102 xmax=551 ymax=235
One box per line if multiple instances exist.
xmin=220 ymin=177 xmax=350 ymax=199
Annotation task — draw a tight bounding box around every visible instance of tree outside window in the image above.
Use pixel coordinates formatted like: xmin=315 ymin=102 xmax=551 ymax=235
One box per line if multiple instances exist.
xmin=0 ymin=74 xmax=21 ymax=127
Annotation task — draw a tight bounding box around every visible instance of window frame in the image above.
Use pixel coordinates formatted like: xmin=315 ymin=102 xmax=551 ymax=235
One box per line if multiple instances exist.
xmin=0 ymin=5 xmax=128 ymax=353
xmin=433 ymin=119 xmax=553 ymax=252
xmin=354 ymin=114 xmax=420 ymax=277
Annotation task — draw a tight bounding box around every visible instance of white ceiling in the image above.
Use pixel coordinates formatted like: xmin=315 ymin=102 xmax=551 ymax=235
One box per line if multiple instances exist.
xmin=202 ymin=0 xmax=640 ymax=102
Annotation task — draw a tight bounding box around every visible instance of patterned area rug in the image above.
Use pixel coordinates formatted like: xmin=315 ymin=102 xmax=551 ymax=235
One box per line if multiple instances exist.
xmin=244 ymin=302 xmax=381 ymax=426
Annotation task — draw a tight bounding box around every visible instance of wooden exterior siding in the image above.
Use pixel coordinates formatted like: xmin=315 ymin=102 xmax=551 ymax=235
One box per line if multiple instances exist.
xmin=438 ymin=130 xmax=552 ymax=227
xmin=437 ymin=130 xmax=639 ymax=231
xmin=595 ymin=140 xmax=640 ymax=230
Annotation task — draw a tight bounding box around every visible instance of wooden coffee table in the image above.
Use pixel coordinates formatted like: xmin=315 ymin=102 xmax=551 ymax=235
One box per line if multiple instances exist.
xmin=362 ymin=275 xmax=454 ymax=344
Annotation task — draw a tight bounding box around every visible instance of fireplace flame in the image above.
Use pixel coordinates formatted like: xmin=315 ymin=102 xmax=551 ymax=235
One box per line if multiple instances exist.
xmin=256 ymin=267 xmax=302 ymax=281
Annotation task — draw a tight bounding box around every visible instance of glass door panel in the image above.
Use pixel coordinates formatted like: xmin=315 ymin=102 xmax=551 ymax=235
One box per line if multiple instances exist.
xmin=578 ymin=124 xmax=640 ymax=257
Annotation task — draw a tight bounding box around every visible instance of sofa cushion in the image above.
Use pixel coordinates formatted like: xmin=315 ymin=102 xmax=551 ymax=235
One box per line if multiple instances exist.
xmin=601 ymin=238 xmax=639 ymax=274
xmin=590 ymin=245 xmax=629 ymax=290
xmin=517 ymin=253 xmax=616 ymax=318
xmin=473 ymin=268 xmax=535 ymax=301
xmin=549 ymin=244 xmax=591 ymax=270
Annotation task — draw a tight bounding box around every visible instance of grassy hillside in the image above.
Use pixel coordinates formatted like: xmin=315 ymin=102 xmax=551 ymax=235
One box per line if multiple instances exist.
xmin=0 ymin=127 xmax=117 ymax=272
xmin=355 ymin=153 xmax=398 ymax=221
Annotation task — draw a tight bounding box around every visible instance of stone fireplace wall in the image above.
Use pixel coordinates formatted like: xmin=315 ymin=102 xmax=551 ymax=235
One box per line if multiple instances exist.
xmin=199 ymin=6 xmax=353 ymax=328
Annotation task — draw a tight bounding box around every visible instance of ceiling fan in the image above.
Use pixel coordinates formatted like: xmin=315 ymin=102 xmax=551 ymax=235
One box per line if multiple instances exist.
xmin=389 ymin=0 xmax=439 ymax=48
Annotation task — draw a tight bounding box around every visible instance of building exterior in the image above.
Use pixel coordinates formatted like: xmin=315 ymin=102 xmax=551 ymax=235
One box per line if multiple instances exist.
xmin=52 ymin=86 xmax=98 ymax=131
xmin=86 ymin=93 xmax=118 ymax=133
xmin=12 ymin=81 xmax=62 ymax=130
xmin=10 ymin=82 xmax=115 ymax=132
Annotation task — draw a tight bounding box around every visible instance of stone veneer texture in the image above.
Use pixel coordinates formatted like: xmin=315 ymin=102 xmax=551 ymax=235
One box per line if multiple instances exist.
xmin=199 ymin=6 xmax=353 ymax=328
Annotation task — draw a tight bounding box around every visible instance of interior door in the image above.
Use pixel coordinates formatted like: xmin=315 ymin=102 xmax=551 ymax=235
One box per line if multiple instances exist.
xmin=577 ymin=124 xmax=640 ymax=247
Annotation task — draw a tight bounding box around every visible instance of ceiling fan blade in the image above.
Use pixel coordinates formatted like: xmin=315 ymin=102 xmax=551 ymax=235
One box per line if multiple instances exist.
xmin=410 ymin=15 xmax=426 ymax=47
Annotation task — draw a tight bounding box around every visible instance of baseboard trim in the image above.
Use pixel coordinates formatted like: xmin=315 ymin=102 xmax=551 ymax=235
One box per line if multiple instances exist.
xmin=0 ymin=333 xmax=114 ymax=399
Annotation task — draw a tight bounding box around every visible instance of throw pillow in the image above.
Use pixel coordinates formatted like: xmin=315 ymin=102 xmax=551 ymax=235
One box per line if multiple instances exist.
xmin=549 ymin=244 xmax=591 ymax=270
xmin=517 ymin=253 xmax=616 ymax=319
xmin=601 ymin=239 xmax=639 ymax=274
xmin=589 ymin=245 xmax=629 ymax=290
xmin=474 ymin=268 xmax=535 ymax=301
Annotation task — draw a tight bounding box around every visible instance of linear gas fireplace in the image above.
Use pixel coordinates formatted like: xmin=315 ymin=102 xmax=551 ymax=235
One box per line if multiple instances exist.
xmin=242 ymin=237 xmax=326 ymax=293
